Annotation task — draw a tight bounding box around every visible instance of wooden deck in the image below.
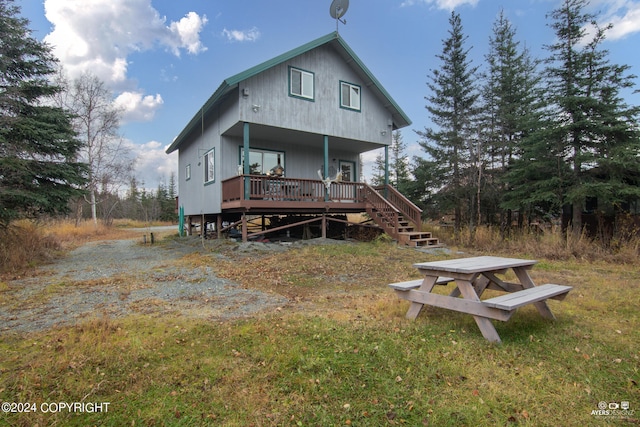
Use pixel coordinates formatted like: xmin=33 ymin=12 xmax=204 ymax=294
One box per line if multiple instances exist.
xmin=192 ymin=175 xmax=440 ymax=246
xmin=221 ymin=175 xmax=367 ymax=213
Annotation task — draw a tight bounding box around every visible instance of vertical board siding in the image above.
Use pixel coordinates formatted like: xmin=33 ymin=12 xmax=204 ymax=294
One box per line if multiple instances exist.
xmin=239 ymin=44 xmax=391 ymax=144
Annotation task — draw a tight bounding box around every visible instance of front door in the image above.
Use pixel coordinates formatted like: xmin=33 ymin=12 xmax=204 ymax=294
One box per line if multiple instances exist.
xmin=335 ymin=160 xmax=356 ymax=201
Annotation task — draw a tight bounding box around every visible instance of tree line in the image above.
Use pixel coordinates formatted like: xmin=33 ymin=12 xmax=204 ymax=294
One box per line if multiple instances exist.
xmin=371 ymin=0 xmax=640 ymax=239
xmin=0 ymin=0 xmax=176 ymax=228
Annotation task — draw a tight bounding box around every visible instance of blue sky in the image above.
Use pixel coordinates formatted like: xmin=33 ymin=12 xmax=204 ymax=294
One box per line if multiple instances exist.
xmin=17 ymin=0 xmax=640 ymax=188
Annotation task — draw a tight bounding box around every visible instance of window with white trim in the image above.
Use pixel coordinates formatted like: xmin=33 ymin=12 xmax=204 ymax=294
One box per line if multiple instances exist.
xmin=340 ymin=81 xmax=361 ymax=111
xmin=203 ymin=149 xmax=215 ymax=183
xmin=290 ymin=67 xmax=314 ymax=100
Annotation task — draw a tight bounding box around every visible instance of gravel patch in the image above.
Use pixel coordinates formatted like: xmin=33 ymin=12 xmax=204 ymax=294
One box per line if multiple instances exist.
xmin=0 ymin=234 xmax=288 ymax=335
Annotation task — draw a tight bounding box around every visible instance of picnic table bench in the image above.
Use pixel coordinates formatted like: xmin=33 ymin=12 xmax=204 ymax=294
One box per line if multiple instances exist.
xmin=389 ymin=256 xmax=572 ymax=343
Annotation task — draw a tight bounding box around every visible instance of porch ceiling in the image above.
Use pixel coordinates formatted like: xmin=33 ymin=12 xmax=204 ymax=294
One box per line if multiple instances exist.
xmin=223 ymin=122 xmax=384 ymax=154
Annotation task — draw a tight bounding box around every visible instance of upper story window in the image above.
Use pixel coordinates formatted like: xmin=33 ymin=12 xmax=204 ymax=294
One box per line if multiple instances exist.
xmin=340 ymin=81 xmax=361 ymax=111
xmin=289 ymin=67 xmax=314 ymax=100
xmin=204 ymin=148 xmax=215 ymax=184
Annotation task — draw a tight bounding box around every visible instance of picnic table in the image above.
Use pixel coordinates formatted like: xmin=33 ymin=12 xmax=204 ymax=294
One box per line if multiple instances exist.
xmin=389 ymin=256 xmax=572 ymax=343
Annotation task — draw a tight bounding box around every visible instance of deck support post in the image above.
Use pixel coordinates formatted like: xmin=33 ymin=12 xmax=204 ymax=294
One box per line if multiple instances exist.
xmin=322 ymin=214 xmax=327 ymax=238
xmin=243 ymin=122 xmax=250 ymax=200
xmin=216 ymin=215 xmax=222 ymax=240
xmin=323 ymin=135 xmax=329 ymax=202
xmin=187 ymin=215 xmax=192 ymax=236
xmin=241 ymin=213 xmax=248 ymax=242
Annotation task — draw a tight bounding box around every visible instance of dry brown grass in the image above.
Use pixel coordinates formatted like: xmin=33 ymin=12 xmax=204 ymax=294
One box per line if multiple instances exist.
xmin=428 ymin=223 xmax=640 ymax=264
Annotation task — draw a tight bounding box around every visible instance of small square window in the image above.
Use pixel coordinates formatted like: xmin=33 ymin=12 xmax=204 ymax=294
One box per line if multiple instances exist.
xmin=290 ymin=67 xmax=314 ymax=100
xmin=340 ymin=81 xmax=361 ymax=111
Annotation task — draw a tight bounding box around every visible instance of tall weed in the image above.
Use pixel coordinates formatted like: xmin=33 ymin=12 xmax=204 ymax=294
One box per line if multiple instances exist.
xmin=0 ymin=221 xmax=61 ymax=273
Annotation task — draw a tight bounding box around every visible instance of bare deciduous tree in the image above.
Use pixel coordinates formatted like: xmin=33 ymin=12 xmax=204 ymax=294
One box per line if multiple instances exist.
xmin=55 ymin=71 xmax=134 ymax=225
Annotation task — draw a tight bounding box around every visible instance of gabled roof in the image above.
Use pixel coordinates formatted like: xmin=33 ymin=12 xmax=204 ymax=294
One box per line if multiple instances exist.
xmin=166 ymin=31 xmax=411 ymax=154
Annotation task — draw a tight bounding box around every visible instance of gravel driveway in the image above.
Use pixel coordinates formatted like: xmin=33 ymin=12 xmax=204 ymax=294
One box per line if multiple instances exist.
xmin=0 ymin=233 xmax=288 ymax=335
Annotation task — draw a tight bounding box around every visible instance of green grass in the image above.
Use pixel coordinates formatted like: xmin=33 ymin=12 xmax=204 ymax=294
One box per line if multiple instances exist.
xmin=1 ymin=239 xmax=639 ymax=426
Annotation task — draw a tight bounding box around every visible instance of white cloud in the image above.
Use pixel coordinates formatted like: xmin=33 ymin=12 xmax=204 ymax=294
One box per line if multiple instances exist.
xmin=221 ymin=27 xmax=261 ymax=42
xmin=114 ymin=92 xmax=164 ymax=123
xmin=43 ymin=0 xmax=208 ymax=86
xmin=129 ymin=140 xmax=178 ymax=189
xmin=400 ymin=0 xmax=478 ymax=10
xmin=168 ymin=11 xmax=209 ymax=55
xmin=600 ymin=1 xmax=640 ymax=40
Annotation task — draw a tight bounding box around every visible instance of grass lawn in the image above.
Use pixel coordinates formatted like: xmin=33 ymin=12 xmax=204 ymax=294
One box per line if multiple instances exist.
xmin=0 ymin=237 xmax=638 ymax=426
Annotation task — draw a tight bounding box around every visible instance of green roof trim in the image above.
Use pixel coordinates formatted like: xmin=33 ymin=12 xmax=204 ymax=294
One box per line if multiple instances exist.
xmin=166 ymin=32 xmax=411 ymax=154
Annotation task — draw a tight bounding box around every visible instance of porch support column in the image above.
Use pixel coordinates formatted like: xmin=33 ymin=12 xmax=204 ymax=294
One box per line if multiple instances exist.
xmin=323 ymin=135 xmax=329 ymax=202
xmin=216 ymin=215 xmax=222 ymax=240
xmin=243 ymin=122 xmax=250 ymax=200
xmin=384 ymin=145 xmax=390 ymax=198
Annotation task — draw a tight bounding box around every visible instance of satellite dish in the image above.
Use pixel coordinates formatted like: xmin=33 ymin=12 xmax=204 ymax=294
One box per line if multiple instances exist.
xmin=330 ymin=0 xmax=349 ymax=20
xmin=330 ymin=0 xmax=349 ymax=31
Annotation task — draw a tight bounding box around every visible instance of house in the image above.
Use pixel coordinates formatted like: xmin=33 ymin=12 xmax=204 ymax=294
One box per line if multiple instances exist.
xmin=166 ymin=31 xmax=438 ymax=247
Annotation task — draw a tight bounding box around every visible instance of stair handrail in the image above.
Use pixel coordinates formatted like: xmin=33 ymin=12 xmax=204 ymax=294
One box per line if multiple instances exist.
xmin=375 ymin=184 xmax=422 ymax=231
xmin=362 ymin=184 xmax=401 ymax=239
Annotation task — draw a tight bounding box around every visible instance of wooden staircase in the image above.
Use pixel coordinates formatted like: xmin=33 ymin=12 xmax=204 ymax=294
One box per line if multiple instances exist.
xmin=363 ymin=184 xmax=441 ymax=248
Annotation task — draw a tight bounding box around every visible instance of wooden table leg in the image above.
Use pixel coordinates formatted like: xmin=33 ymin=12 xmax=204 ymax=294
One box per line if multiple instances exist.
xmin=455 ymin=279 xmax=502 ymax=343
xmin=449 ymin=273 xmax=479 ymax=298
xmin=473 ymin=275 xmax=491 ymax=297
xmin=513 ymin=267 xmax=556 ymax=320
xmin=405 ymin=275 xmax=438 ymax=320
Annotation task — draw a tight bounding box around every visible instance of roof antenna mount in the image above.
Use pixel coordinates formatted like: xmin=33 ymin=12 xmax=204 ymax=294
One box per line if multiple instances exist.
xmin=330 ymin=0 xmax=349 ymax=33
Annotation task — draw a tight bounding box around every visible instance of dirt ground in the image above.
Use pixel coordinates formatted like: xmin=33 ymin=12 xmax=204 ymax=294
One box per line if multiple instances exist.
xmin=0 ymin=230 xmax=289 ymax=335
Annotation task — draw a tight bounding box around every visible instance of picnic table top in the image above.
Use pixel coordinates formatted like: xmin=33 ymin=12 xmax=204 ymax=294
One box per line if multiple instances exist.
xmin=413 ymin=256 xmax=537 ymax=274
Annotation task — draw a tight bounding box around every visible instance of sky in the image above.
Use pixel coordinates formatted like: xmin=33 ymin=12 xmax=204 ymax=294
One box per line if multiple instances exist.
xmin=17 ymin=0 xmax=640 ymax=190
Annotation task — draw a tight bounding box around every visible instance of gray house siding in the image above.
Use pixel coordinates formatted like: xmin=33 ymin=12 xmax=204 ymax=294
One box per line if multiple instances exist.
xmin=237 ymin=44 xmax=393 ymax=146
xmin=178 ymin=95 xmax=241 ymax=216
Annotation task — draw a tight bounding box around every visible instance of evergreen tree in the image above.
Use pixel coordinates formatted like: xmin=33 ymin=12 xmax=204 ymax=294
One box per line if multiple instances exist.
xmin=0 ymin=0 xmax=87 ymax=227
xmin=415 ymin=11 xmax=480 ymax=234
xmin=370 ymin=151 xmax=386 ymax=187
xmin=480 ymin=10 xmax=543 ymax=230
xmin=390 ymin=130 xmax=411 ymax=193
xmin=542 ymin=0 xmax=640 ymax=235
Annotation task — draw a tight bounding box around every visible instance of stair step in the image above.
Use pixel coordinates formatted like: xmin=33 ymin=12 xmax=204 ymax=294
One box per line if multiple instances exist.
xmin=400 ymin=231 xmax=432 ymax=239
xmin=398 ymin=232 xmax=440 ymax=247
xmin=404 ymin=238 xmax=441 ymax=247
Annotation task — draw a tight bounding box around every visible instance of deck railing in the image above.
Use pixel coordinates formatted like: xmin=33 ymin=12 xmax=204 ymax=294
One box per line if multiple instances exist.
xmin=222 ymin=175 xmax=365 ymax=203
xmin=375 ymin=184 xmax=423 ymax=231
xmin=362 ymin=185 xmax=400 ymax=239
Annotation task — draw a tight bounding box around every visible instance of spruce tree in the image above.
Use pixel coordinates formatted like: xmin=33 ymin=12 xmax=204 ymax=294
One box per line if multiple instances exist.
xmin=0 ymin=0 xmax=87 ymax=227
xmin=416 ymin=11 xmax=480 ymax=234
xmin=481 ymin=11 xmax=544 ymax=229
xmin=543 ymin=0 xmax=640 ymax=235
xmin=390 ymin=130 xmax=411 ymax=193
